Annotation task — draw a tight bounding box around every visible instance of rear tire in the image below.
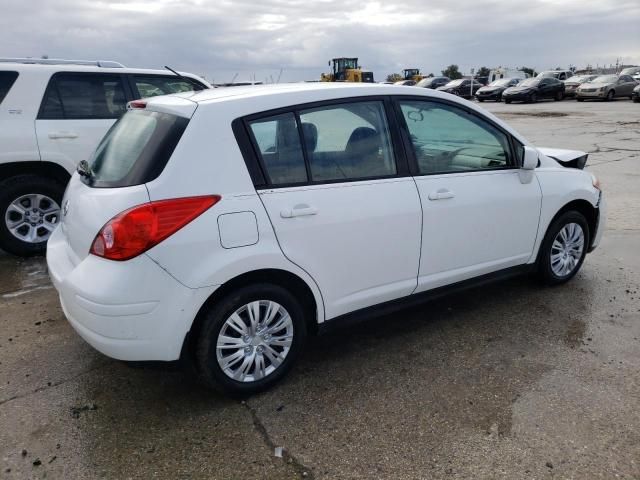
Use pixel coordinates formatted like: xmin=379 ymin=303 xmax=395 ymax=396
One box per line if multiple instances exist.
xmin=0 ymin=175 xmax=65 ymax=257
xmin=554 ymin=91 xmax=564 ymax=101
xmin=537 ymin=211 xmax=590 ymax=286
xmin=577 ymin=97 xmax=584 ymax=102
xmin=633 ymin=97 xmax=640 ymax=103
xmin=505 ymin=99 xmax=512 ymax=104
xmin=196 ymin=283 xmax=308 ymax=396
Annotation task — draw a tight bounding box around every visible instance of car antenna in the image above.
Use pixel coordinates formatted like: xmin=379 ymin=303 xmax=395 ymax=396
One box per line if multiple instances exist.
xmin=164 ymin=66 xmax=204 ymax=90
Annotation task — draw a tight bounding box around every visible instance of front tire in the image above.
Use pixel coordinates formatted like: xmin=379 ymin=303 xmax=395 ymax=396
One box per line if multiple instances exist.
xmin=537 ymin=211 xmax=590 ymax=285
xmin=606 ymin=90 xmax=614 ymax=101
xmin=0 ymin=175 xmax=65 ymax=257
xmin=196 ymin=284 xmax=308 ymax=395
xmin=529 ymin=93 xmax=537 ymax=103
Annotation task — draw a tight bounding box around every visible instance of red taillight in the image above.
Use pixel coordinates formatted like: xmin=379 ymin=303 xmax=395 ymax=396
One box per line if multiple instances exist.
xmin=128 ymin=100 xmax=147 ymax=109
xmin=90 ymin=195 xmax=220 ymax=261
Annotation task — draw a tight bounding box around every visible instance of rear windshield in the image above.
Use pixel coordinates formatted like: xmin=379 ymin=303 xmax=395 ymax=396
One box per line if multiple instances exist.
xmin=83 ymin=109 xmax=189 ymax=188
xmin=0 ymin=71 xmax=19 ymax=104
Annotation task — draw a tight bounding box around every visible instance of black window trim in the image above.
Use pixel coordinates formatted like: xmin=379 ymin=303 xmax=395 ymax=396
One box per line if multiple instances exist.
xmin=37 ymin=71 xmax=133 ymax=120
xmin=233 ymin=95 xmax=411 ymax=189
xmin=0 ymin=71 xmax=19 ymax=104
xmin=390 ymin=95 xmax=521 ymax=177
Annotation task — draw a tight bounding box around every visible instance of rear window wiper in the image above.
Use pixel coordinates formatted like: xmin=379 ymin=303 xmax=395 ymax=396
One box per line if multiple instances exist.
xmin=77 ymin=160 xmax=93 ymax=179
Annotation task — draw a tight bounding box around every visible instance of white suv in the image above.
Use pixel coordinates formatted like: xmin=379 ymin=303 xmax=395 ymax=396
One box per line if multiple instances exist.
xmin=0 ymin=58 xmax=210 ymax=256
xmin=47 ymin=83 xmax=605 ymax=395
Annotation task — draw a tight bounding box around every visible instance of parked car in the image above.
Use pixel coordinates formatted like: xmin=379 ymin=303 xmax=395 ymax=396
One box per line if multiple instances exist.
xmin=475 ymin=77 xmax=521 ymax=102
xmin=563 ymin=74 xmax=599 ymax=97
xmin=537 ymin=70 xmax=573 ymax=81
xmin=576 ymin=74 xmax=637 ymax=101
xmin=436 ymin=78 xmax=482 ymax=99
xmin=0 ymin=58 xmax=210 ymax=256
xmin=47 ymin=83 xmax=605 ymax=395
xmin=416 ymin=76 xmax=450 ymax=89
xmin=394 ymin=79 xmax=417 ymax=86
xmin=502 ymin=77 xmax=565 ymax=103
xmin=620 ymin=66 xmax=640 ymax=82
xmin=633 ymin=84 xmax=640 ymax=103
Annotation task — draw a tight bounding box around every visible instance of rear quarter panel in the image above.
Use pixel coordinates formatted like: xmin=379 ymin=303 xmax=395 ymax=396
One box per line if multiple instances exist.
xmin=143 ymin=103 xmax=326 ymax=322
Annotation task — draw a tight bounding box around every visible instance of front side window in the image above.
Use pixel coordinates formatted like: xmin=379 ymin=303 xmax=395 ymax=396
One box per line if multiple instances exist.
xmin=299 ymin=101 xmax=396 ymax=182
xmin=0 ymin=71 xmax=19 ymax=104
xmin=39 ymin=73 xmax=127 ymax=119
xmin=399 ymin=100 xmax=512 ymax=174
xmin=248 ymin=113 xmax=307 ymax=185
xmin=132 ymin=75 xmax=204 ymax=98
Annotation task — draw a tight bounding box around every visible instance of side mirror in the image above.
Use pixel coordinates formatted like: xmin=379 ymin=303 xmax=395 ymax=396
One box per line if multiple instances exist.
xmin=519 ymin=146 xmax=538 ymax=184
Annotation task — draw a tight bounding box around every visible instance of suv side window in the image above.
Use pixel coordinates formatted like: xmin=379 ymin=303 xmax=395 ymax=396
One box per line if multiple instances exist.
xmin=131 ymin=75 xmax=204 ymax=98
xmin=0 ymin=71 xmax=19 ymax=104
xmin=39 ymin=73 xmax=127 ymax=120
xmin=399 ymin=100 xmax=513 ymax=174
xmin=248 ymin=112 xmax=307 ymax=185
xmin=298 ymin=101 xmax=396 ymax=182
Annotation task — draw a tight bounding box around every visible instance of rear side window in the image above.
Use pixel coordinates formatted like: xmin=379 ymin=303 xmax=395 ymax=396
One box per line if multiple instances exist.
xmin=0 ymin=71 xmax=19 ymax=104
xmin=84 ymin=110 xmax=189 ymax=188
xmin=39 ymin=73 xmax=127 ymax=119
xmin=131 ymin=75 xmax=205 ymax=98
xmin=248 ymin=113 xmax=307 ymax=185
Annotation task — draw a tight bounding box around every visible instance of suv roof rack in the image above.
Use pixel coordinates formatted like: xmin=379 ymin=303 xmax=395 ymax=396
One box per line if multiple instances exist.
xmin=0 ymin=58 xmax=125 ymax=68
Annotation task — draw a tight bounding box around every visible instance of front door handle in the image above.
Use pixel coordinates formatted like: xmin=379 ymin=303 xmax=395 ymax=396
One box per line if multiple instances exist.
xmin=280 ymin=205 xmax=318 ymax=218
xmin=49 ymin=131 xmax=78 ymax=139
xmin=428 ymin=188 xmax=455 ymax=201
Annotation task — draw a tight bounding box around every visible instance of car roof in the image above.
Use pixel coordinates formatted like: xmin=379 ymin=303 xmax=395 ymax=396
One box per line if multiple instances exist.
xmin=174 ymin=82 xmax=445 ymax=105
xmin=0 ymin=62 xmax=204 ymax=79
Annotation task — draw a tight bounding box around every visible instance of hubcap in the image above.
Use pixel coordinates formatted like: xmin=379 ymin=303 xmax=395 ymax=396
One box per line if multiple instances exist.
xmin=550 ymin=223 xmax=584 ymax=277
xmin=4 ymin=194 xmax=61 ymax=243
xmin=216 ymin=300 xmax=294 ymax=383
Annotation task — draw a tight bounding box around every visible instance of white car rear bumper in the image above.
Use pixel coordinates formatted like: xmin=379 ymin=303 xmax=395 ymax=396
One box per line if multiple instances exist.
xmin=46 ymin=226 xmax=216 ymax=361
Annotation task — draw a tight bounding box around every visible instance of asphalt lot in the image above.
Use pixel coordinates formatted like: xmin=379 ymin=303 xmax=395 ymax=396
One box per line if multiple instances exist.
xmin=1 ymin=98 xmax=639 ymax=479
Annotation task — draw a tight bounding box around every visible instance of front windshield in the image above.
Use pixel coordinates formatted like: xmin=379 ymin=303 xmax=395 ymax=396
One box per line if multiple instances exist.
xmin=416 ymin=78 xmax=433 ymax=87
xmin=620 ymin=67 xmax=639 ymax=75
xmin=567 ymin=76 xmax=587 ymax=82
xmin=538 ymin=72 xmax=558 ymax=78
xmin=593 ymin=75 xmax=617 ymax=83
xmin=519 ymin=78 xmax=539 ymax=87
xmin=488 ymin=79 xmax=512 ymax=87
xmin=447 ymin=79 xmax=464 ymax=87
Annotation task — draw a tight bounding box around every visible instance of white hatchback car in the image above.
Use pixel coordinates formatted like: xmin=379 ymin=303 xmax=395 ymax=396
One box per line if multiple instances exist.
xmin=47 ymin=83 xmax=605 ymax=395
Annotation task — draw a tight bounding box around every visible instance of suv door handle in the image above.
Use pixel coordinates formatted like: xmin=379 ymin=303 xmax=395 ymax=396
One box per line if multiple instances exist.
xmin=428 ymin=189 xmax=455 ymax=201
xmin=280 ymin=205 xmax=318 ymax=218
xmin=49 ymin=131 xmax=78 ymax=139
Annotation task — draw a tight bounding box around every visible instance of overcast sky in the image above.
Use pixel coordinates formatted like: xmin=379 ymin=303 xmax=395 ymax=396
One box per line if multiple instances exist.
xmin=1 ymin=0 xmax=639 ymax=82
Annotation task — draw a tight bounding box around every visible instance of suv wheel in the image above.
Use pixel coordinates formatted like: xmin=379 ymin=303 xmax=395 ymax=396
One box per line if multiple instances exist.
xmin=537 ymin=211 xmax=589 ymax=285
xmin=196 ymin=284 xmax=308 ymax=395
xmin=0 ymin=175 xmax=65 ymax=256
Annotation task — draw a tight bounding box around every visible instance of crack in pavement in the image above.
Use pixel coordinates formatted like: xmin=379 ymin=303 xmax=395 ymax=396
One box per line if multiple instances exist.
xmin=242 ymin=400 xmax=313 ymax=479
xmin=0 ymin=362 xmax=109 ymax=407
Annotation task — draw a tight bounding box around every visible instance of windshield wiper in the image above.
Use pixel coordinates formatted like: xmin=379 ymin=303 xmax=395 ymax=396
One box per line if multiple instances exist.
xmin=77 ymin=160 xmax=93 ymax=179
xmin=164 ymin=66 xmax=205 ymax=91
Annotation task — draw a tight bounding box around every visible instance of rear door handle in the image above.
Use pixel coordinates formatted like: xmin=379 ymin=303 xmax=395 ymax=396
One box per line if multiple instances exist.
xmin=280 ymin=205 xmax=318 ymax=218
xmin=428 ymin=188 xmax=455 ymax=201
xmin=48 ymin=131 xmax=78 ymax=139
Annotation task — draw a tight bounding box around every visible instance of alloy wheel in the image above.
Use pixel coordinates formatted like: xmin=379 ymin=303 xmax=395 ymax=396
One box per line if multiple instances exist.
xmin=550 ymin=223 xmax=585 ymax=277
xmin=4 ymin=193 xmax=61 ymax=244
xmin=216 ymin=300 xmax=294 ymax=382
